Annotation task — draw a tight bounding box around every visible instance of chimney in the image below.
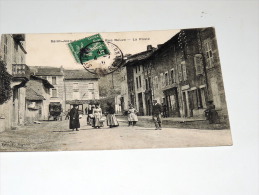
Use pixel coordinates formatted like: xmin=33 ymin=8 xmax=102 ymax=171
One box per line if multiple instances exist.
xmin=147 ymin=45 xmax=153 ymax=51
xmin=157 ymin=44 xmax=162 ymax=49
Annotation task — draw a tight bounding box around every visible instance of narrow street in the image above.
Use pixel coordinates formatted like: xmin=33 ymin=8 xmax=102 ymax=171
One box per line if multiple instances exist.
xmin=0 ymin=116 xmax=232 ymax=152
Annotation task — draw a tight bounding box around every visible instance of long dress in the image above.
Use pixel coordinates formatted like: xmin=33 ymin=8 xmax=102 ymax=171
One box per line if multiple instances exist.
xmin=87 ymin=107 xmax=94 ymax=126
xmin=106 ymin=106 xmax=119 ymax=127
xmin=69 ymin=108 xmax=80 ymax=129
xmin=128 ymin=108 xmax=138 ymax=122
xmin=92 ymin=108 xmax=103 ymax=127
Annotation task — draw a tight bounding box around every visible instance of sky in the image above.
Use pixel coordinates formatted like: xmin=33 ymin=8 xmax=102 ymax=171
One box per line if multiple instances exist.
xmin=25 ymin=29 xmax=180 ymax=70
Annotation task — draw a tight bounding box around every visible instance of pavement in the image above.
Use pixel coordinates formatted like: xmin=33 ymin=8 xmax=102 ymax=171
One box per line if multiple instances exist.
xmin=0 ymin=115 xmax=232 ymax=152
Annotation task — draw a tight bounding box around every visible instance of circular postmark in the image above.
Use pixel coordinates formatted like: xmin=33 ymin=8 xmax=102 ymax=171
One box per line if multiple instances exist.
xmin=79 ymin=41 xmax=124 ymax=76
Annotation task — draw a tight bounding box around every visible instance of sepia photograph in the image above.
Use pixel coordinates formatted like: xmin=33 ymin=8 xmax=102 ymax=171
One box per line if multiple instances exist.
xmin=0 ymin=27 xmax=232 ymax=151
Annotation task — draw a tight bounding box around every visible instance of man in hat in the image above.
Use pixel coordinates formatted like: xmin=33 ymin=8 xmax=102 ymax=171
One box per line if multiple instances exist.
xmin=204 ymin=100 xmax=218 ymax=124
xmin=152 ymin=100 xmax=163 ymax=130
xmin=69 ymin=104 xmax=80 ymax=131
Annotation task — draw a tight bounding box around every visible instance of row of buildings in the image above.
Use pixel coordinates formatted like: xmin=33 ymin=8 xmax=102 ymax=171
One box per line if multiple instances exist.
xmin=0 ymin=34 xmax=100 ymax=132
xmin=117 ymin=27 xmax=229 ymax=120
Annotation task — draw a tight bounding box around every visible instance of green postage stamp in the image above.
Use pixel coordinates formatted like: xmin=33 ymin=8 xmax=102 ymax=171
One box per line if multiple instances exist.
xmin=68 ymin=34 xmax=110 ymax=64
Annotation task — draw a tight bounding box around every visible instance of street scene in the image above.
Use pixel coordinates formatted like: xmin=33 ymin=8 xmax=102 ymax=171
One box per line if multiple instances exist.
xmin=0 ymin=28 xmax=232 ymax=152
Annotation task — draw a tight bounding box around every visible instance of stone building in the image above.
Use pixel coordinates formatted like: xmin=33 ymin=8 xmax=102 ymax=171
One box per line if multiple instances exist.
xmin=119 ymin=65 xmax=129 ymax=113
xmin=122 ymin=46 xmax=154 ymax=115
xmin=123 ymin=27 xmax=229 ymax=120
xmin=0 ymin=34 xmax=27 ymax=131
xmin=64 ymin=69 xmax=99 ymax=113
xmin=12 ymin=64 xmax=30 ymax=126
xmin=31 ymin=66 xmax=65 ymax=111
xmin=25 ymin=75 xmax=54 ymax=123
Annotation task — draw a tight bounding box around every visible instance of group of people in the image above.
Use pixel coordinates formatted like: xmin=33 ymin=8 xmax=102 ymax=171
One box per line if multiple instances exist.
xmin=67 ymin=100 xmax=164 ymax=131
xmin=86 ymin=103 xmax=120 ymax=129
xmin=68 ymin=103 xmax=120 ymax=131
xmin=67 ymin=99 xmax=218 ymax=131
xmin=126 ymin=100 xmax=163 ymax=130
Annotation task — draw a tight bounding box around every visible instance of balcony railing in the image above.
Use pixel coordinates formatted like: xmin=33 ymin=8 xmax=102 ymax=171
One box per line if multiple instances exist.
xmin=12 ymin=64 xmax=30 ymax=80
xmin=13 ymin=34 xmax=25 ymax=42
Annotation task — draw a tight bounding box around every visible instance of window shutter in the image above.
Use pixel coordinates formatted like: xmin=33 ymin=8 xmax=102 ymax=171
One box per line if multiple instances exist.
xmin=181 ymin=62 xmax=187 ymax=81
xmin=194 ymin=54 xmax=203 ymax=75
xmin=178 ymin=64 xmax=182 ymax=82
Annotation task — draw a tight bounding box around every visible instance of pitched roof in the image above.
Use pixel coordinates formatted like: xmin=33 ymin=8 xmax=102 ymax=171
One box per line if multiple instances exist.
xmin=26 ymin=87 xmax=45 ymax=101
xmin=64 ymin=70 xmax=99 ymax=80
xmin=33 ymin=67 xmax=64 ymax=76
xmin=30 ymin=75 xmax=54 ymax=88
xmin=125 ymin=50 xmax=154 ymax=65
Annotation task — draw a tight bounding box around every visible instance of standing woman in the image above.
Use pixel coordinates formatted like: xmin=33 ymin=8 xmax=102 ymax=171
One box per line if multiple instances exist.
xmin=92 ymin=104 xmax=103 ymax=128
xmin=69 ymin=104 xmax=80 ymax=131
xmin=128 ymin=104 xmax=138 ymax=126
xmin=87 ymin=105 xmax=95 ymax=126
xmin=106 ymin=102 xmax=119 ymax=128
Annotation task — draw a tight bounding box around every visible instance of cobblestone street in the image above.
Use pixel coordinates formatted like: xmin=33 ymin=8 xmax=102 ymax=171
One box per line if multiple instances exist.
xmin=0 ymin=115 xmax=232 ymax=152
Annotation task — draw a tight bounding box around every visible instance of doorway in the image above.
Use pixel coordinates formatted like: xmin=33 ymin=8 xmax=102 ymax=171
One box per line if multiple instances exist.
xmin=138 ymin=93 xmax=144 ymax=116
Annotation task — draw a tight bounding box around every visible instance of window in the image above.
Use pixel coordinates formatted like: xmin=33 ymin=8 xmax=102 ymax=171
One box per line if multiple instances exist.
xmin=182 ymin=62 xmax=187 ymax=81
xmin=3 ymin=36 xmax=8 ymax=61
xmin=135 ymin=66 xmax=138 ymax=73
xmin=73 ymin=83 xmax=79 ymax=99
xmin=160 ymin=73 xmax=164 ymax=87
xmin=148 ymin=77 xmax=151 ymax=90
xmin=194 ymin=54 xmax=203 ymax=75
xmin=52 ymin=77 xmax=57 ymax=85
xmin=178 ymin=64 xmax=182 ymax=82
xmin=136 ymin=77 xmax=139 ymax=88
xmin=88 ymin=91 xmax=94 ymax=100
xmin=73 ymin=83 xmax=79 ymax=90
xmin=52 ymin=89 xmax=57 ymax=97
xmin=88 ymin=83 xmax=94 ymax=89
xmin=165 ymin=72 xmax=168 ymax=86
xmin=73 ymin=91 xmax=80 ymax=100
xmin=139 ymin=76 xmax=142 ymax=88
xmin=204 ymin=40 xmax=213 ymax=68
xmin=138 ymin=65 xmax=141 ymax=71
xmin=170 ymin=69 xmax=175 ymax=83
xmin=145 ymin=78 xmax=148 ymax=90
xmin=155 ymin=76 xmax=158 ymax=89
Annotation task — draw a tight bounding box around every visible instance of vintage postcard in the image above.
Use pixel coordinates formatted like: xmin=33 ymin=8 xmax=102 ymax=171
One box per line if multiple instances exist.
xmin=0 ymin=27 xmax=232 ymax=152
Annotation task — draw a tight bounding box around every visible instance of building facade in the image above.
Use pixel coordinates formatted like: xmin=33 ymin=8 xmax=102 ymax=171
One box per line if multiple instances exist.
xmin=31 ymin=66 xmax=65 ymax=111
xmin=124 ymin=28 xmax=229 ymax=120
xmin=0 ymin=34 xmax=27 ymax=131
xmin=64 ymin=69 xmax=99 ymax=113
xmin=25 ymin=75 xmax=54 ymax=123
xmin=123 ymin=47 xmax=154 ymax=116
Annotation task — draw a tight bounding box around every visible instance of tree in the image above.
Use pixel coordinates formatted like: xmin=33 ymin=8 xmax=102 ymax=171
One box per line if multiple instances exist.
xmin=0 ymin=58 xmax=12 ymax=105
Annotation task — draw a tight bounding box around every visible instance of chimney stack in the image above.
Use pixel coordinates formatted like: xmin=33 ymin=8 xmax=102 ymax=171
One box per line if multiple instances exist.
xmin=147 ymin=45 xmax=153 ymax=51
xmin=157 ymin=44 xmax=162 ymax=49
